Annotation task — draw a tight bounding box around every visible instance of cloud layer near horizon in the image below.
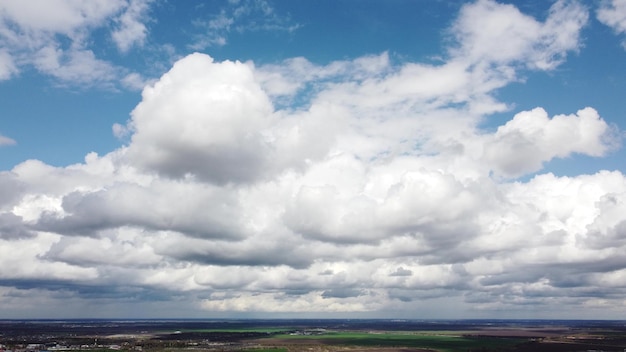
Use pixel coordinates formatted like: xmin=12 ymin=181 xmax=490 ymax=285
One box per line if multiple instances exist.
xmin=1 ymin=0 xmax=626 ymax=318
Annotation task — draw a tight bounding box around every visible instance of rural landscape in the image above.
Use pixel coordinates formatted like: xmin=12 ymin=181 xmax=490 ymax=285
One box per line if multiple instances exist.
xmin=2 ymin=320 xmax=626 ymax=352
xmin=3 ymin=2 xmax=626 ymax=348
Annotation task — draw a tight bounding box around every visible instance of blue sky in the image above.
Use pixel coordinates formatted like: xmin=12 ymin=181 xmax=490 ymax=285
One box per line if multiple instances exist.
xmin=1 ymin=0 xmax=626 ymax=319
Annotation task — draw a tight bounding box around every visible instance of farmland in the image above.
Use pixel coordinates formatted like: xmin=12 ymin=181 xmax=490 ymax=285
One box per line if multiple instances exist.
xmin=258 ymin=330 xmax=525 ymax=351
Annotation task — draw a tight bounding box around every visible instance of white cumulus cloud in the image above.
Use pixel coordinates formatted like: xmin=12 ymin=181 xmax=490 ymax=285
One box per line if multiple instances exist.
xmin=484 ymin=107 xmax=619 ymax=178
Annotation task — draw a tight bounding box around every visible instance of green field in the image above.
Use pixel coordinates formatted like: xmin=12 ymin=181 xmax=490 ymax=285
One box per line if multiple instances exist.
xmin=243 ymin=348 xmax=288 ymax=352
xmin=173 ymin=327 xmax=292 ymax=333
xmin=157 ymin=326 xmax=526 ymax=351
xmin=272 ymin=331 xmax=524 ymax=352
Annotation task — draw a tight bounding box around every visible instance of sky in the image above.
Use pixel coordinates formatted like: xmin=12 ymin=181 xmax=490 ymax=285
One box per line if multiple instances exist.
xmin=0 ymin=0 xmax=626 ymax=320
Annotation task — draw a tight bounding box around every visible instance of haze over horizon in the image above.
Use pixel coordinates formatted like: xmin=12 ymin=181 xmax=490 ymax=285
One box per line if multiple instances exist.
xmin=1 ymin=0 xmax=626 ymax=320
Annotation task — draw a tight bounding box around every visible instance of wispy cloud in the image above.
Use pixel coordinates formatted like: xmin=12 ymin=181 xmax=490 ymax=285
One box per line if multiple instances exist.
xmin=598 ymin=0 xmax=626 ymax=48
xmin=0 ymin=0 xmax=152 ymax=88
xmin=111 ymin=0 xmax=153 ymax=53
xmin=0 ymin=134 xmax=16 ymax=146
xmin=190 ymin=0 xmax=300 ymax=49
xmin=0 ymin=49 xmax=18 ymax=80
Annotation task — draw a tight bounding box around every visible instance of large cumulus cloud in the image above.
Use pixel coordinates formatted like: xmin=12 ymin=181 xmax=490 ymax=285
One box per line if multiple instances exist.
xmin=484 ymin=107 xmax=618 ymax=178
xmin=123 ymin=54 xmax=276 ymax=183
xmin=1 ymin=0 xmax=625 ymax=318
xmin=121 ymin=53 xmax=339 ymax=184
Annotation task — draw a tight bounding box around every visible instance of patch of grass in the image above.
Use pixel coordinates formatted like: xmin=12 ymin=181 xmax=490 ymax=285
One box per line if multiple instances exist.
xmin=243 ymin=348 xmax=288 ymax=352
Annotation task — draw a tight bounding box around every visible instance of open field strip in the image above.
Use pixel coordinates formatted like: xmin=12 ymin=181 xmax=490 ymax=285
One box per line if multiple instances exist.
xmin=267 ymin=330 xmax=524 ymax=352
xmin=174 ymin=328 xmax=291 ymax=333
